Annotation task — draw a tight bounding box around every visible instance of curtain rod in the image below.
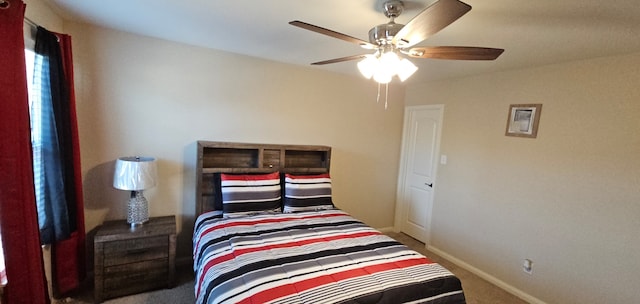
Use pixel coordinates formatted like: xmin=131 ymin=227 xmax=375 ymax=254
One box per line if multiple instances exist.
xmin=24 ymin=16 xmax=38 ymax=29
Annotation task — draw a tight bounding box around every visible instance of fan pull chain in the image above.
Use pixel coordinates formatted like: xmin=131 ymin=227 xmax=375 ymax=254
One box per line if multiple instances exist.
xmin=375 ymin=83 xmax=390 ymax=109
xmin=385 ymin=83 xmax=389 ymax=109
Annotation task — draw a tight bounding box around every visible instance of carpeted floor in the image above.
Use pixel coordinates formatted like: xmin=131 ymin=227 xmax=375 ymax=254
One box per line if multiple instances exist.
xmin=385 ymin=232 xmax=528 ymax=304
xmin=64 ymin=232 xmax=526 ymax=304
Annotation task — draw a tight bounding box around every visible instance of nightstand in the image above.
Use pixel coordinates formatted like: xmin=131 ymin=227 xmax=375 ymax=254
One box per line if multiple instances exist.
xmin=94 ymin=215 xmax=176 ymax=302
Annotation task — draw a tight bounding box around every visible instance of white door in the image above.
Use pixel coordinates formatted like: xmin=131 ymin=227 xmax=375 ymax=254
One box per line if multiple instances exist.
xmin=395 ymin=105 xmax=443 ymax=243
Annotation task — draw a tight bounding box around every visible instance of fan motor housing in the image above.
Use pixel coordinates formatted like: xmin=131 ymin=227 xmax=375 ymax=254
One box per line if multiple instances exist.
xmin=368 ymin=22 xmax=404 ymax=45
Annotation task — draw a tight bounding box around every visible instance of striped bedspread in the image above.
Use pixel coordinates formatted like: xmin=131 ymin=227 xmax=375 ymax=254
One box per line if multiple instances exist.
xmin=193 ymin=210 xmax=465 ymax=304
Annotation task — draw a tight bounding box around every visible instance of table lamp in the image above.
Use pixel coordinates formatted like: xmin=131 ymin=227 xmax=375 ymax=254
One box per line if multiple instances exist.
xmin=113 ymin=156 xmax=157 ymax=227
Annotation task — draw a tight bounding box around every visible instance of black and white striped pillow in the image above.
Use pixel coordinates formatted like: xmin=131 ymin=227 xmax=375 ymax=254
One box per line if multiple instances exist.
xmin=283 ymin=173 xmax=335 ymax=213
xmin=221 ymin=172 xmax=282 ymax=218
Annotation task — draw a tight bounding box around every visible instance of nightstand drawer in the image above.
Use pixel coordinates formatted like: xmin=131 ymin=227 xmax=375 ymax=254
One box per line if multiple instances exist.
xmin=104 ymin=258 xmax=168 ymax=281
xmin=103 ymin=235 xmax=168 ymax=266
xmin=103 ymin=259 xmax=168 ymax=298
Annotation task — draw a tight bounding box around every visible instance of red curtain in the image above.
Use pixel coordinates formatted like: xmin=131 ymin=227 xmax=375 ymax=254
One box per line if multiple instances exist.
xmin=51 ymin=33 xmax=87 ymax=297
xmin=0 ymin=0 xmax=51 ymax=303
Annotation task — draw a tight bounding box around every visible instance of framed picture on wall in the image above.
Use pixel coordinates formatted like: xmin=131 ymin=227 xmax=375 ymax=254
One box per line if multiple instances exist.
xmin=505 ymin=104 xmax=542 ymax=138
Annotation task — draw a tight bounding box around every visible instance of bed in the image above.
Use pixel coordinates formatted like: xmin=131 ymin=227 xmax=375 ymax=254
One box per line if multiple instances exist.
xmin=193 ymin=141 xmax=466 ymax=304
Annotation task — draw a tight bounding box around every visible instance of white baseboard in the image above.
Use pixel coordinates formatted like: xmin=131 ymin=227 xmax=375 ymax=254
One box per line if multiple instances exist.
xmin=427 ymin=245 xmax=547 ymax=304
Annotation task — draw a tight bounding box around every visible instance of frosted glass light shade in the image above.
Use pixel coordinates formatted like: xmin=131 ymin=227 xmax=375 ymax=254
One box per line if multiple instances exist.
xmin=397 ymin=58 xmax=418 ymax=82
xmin=373 ymin=70 xmax=393 ymax=84
xmin=113 ymin=156 xmax=157 ymax=190
xmin=357 ymin=55 xmax=378 ymax=79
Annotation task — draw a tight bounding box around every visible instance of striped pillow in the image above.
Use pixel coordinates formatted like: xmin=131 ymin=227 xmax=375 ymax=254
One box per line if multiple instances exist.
xmin=221 ymin=172 xmax=282 ymax=218
xmin=283 ymin=173 xmax=335 ymax=213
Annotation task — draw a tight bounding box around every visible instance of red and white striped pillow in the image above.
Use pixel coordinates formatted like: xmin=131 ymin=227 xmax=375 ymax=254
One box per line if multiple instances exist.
xmin=283 ymin=173 xmax=335 ymax=213
xmin=221 ymin=172 xmax=282 ymax=218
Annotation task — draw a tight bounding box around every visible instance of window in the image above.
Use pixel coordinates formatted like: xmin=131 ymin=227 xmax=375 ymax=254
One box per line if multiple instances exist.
xmin=25 ymin=48 xmax=50 ymax=235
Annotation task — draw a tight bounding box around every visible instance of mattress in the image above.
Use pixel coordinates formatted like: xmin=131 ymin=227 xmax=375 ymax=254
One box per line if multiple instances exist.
xmin=193 ymin=209 xmax=465 ymax=304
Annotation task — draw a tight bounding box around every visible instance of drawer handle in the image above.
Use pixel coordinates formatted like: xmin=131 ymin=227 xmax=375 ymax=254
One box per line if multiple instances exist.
xmin=129 ymin=273 xmax=146 ymax=281
xmin=126 ymin=248 xmax=150 ymax=255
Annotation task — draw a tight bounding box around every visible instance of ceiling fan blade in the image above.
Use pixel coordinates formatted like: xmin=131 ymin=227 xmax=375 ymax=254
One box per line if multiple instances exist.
xmin=311 ymin=54 xmax=368 ymax=65
xmin=290 ymin=21 xmax=376 ymax=49
xmin=393 ymin=0 xmax=471 ymax=48
xmin=406 ymin=46 xmax=504 ymax=60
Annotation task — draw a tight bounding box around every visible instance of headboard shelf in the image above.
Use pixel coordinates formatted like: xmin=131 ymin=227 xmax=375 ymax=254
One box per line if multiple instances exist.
xmin=201 ymin=168 xmax=275 ymax=174
xmin=202 ymin=148 xmax=259 ymax=168
xmin=196 ymin=141 xmax=331 ymax=214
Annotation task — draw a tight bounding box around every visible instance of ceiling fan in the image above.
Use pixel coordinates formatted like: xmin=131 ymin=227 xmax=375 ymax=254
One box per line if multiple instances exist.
xmin=290 ymin=0 xmax=504 ymax=84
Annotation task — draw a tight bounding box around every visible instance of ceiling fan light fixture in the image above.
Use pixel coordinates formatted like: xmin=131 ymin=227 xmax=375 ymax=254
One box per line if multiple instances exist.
xmin=358 ymin=50 xmax=417 ymax=83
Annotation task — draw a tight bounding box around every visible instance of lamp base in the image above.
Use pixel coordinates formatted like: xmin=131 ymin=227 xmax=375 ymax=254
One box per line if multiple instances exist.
xmin=128 ymin=191 xmax=149 ymax=227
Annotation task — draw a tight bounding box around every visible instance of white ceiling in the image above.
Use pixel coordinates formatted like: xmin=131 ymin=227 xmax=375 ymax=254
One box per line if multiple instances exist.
xmin=46 ymin=0 xmax=640 ymax=84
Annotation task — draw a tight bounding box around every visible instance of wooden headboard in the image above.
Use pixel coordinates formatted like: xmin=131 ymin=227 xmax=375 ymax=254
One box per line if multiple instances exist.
xmin=195 ymin=141 xmax=331 ymax=215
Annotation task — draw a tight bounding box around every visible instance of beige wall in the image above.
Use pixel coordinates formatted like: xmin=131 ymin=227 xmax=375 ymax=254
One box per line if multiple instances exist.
xmin=405 ymin=53 xmax=640 ymax=303
xmin=62 ymin=22 xmax=405 ymax=259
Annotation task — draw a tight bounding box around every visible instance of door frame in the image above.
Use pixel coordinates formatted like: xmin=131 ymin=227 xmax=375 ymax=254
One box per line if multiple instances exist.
xmin=394 ymin=104 xmax=445 ymax=246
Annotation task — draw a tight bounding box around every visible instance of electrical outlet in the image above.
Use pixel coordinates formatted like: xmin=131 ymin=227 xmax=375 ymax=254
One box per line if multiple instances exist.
xmin=523 ymin=259 xmax=533 ymax=274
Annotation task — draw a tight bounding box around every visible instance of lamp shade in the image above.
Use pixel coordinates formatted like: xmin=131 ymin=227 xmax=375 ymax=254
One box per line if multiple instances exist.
xmin=113 ymin=156 xmax=157 ymax=191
